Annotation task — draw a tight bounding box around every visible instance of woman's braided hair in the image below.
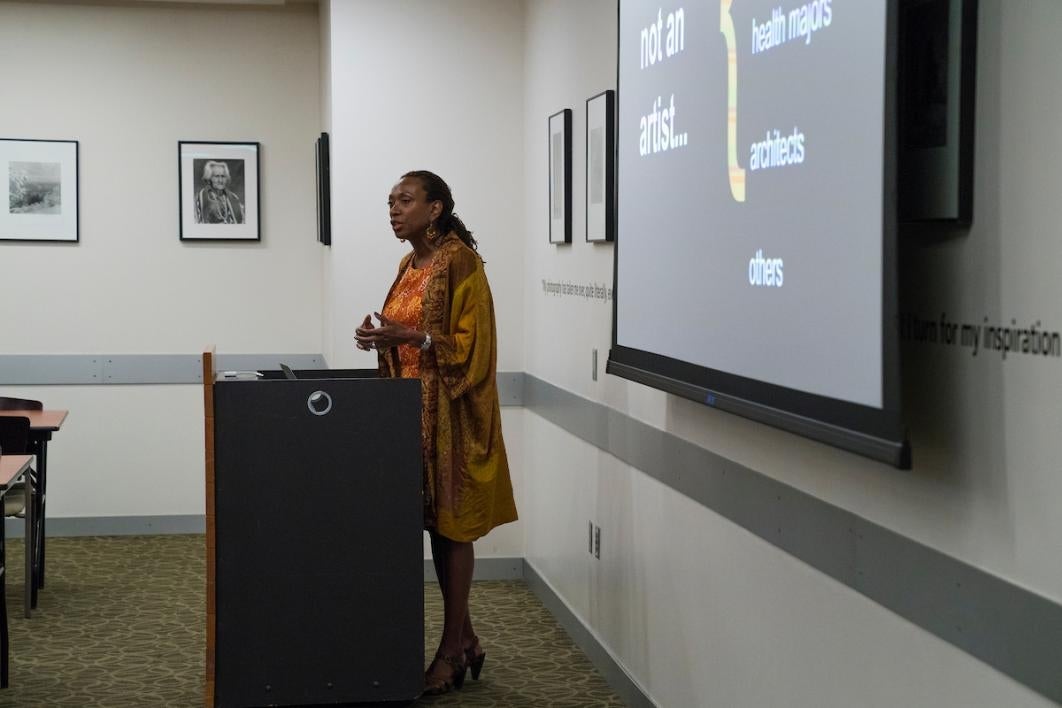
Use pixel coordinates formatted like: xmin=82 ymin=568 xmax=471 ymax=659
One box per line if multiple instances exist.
xmin=403 ymin=170 xmax=479 ymax=253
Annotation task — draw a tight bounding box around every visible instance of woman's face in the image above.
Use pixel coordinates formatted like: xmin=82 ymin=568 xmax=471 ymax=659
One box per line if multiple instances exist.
xmin=209 ymin=168 xmax=228 ymax=191
xmin=388 ymin=177 xmax=438 ymax=240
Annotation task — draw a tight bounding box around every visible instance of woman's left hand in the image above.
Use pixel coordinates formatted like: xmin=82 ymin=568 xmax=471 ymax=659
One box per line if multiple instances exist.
xmin=360 ymin=312 xmax=417 ymax=351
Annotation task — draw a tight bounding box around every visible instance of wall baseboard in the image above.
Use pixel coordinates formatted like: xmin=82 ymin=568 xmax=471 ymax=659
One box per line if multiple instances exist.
xmin=424 ymin=557 xmax=524 ymax=582
xmin=0 ymin=356 xmax=526 ymax=407
xmin=5 ymin=514 xmax=206 ymax=538
xmin=524 ymin=559 xmax=657 ymax=708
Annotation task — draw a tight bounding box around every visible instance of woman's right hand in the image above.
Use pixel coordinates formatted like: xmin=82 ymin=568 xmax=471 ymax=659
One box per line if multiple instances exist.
xmin=353 ymin=314 xmax=375 ymax=351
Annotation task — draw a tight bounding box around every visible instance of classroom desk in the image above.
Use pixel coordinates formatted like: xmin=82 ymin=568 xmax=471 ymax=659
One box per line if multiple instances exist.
xmin=0 ymin=410 xmax=66 ymax=609
xmin=0 ymin=454 xmax=34 ymax=688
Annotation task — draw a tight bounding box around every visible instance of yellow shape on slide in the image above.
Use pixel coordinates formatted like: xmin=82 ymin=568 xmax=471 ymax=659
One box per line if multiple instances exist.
xmin=720 ymin=0 xmax=746 ymax=202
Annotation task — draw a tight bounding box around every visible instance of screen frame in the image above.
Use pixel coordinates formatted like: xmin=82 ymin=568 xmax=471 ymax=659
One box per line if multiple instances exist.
xmin=607 ymin=0 xmax=910 ymax=468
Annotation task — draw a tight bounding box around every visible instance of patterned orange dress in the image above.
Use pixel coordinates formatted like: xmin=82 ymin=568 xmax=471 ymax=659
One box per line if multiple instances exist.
xmin=381 ymin=260 xmax=434 ymax=379
xmin=378 ymin=234 xmax=518 ymax=542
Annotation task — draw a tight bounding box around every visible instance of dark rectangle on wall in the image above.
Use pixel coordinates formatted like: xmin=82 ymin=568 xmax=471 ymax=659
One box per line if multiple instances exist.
xmin=585 ymin=89 xmax=615 ymax=243
xmin=315 ymin=132 xmax=331 ymax=245
xmin=548 ymin=108 xmax=572 ymax=244
xmin=898 ymin=0 xmax=978 ymax=224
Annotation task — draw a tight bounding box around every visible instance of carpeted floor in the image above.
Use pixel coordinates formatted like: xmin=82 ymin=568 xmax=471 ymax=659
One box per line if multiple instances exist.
xmin=0 ymin=535 xmax=623 ymax=707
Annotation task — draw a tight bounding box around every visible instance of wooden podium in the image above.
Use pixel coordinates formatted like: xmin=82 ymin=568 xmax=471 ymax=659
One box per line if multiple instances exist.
xmin=203 ymin=350 xmax=424 ymax=707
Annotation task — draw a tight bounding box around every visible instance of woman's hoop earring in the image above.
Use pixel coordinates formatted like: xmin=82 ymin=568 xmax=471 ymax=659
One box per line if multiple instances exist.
xmin=426 ymin=223 xmax=438 ymax=241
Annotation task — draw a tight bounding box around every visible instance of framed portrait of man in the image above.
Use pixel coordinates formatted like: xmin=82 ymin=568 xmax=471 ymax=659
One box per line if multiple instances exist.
xmin=178 ymin=141 xmax=260 ymax=241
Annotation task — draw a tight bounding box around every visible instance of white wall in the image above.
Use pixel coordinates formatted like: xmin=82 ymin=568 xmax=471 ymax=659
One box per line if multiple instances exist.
xmin=321 ymin=0 xmax=527 ymax=558
xmin=522 ymin=0 xmax=618 ymax=392
xmin=319 ymin=0 xmax=335 ymax=362
xmin=0 ymin=2 xmax=322 ymax=517
xmin=521 ymin=1 xmax=1061 ymax=706
xmin=5 ymin=1 xmax=1059 ymax=704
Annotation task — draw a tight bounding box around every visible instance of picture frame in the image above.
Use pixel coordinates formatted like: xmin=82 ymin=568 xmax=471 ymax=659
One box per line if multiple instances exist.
xmin=1 ymin=138 xmax=79 ymax=242
xmin=585 ymin=90 xmax=616 ymax=243
xmin=315 ymin=132 xmax=331 ymax=246
xmin=548 ymin=108 xmax=572 ymax=244
xmin=178 ymin=141 xmax=260 ymax=241
xmin=898 ymin=0 xmax=977 ymax=225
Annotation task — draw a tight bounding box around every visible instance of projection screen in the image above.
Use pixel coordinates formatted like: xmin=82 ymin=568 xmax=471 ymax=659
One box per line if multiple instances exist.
xmin=608 ymin=0 xmax=909 ymax=467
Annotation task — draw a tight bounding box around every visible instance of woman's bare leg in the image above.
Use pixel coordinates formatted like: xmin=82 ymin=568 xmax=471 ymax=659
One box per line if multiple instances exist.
xmin=429 ymin=530 xmax=448 ymax=601
xmin=437 ymin=538 xmax=473 ymax=658
xmin=425 ymin=532 xmax=476 ymax=688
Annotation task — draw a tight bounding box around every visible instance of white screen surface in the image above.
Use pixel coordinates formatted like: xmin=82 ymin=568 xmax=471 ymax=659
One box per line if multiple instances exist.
xmin=616 ymin=0 xmax=886 ymax=408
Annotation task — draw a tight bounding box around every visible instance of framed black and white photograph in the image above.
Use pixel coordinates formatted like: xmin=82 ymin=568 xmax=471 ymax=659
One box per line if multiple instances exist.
xmin=315 ymin=132 xmax=331 ymax=246
xmin=178 ymin=141 xmax=260 ymax=241
xmin=548 ymin=108 xmax=572 ymax=244
xmin=1 ymin=138 xmax=79 ymax=242
xmin=585 ymin=90 xmax=615 ymax=243
xmin=898 ymin=0 xmax=977 ymax=224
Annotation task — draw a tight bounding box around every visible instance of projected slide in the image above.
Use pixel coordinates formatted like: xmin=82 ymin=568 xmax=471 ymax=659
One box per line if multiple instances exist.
xmin=616 ymin=0 xmax=887 ymax=408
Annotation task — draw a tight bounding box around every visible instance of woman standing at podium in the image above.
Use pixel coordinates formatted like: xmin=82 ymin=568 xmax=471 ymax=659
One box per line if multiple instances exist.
xmin=355 ymin=170 xmax=518 ymax=696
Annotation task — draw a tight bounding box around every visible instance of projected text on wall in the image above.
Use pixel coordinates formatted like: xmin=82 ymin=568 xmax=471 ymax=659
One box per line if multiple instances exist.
xmin=617 ymin=0 xmax=886 ymax=407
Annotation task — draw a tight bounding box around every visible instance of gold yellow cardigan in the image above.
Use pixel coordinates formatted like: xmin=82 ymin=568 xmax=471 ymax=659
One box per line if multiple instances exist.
xmin=379 ymin=234 xmax=518 ymax=542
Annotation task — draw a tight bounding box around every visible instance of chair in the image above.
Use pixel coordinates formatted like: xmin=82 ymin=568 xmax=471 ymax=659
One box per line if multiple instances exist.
xmin=0 ymin=398 xmax=42 ymax=411
xmin=0 ymin=416 xmax=30 ymax=515
xmin=0 ymin=398 xmax=43 ymax=601
xmin=0 ymin=417 xmax=33 ymax=619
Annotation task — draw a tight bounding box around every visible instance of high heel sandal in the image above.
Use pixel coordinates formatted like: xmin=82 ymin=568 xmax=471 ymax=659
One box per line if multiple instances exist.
xmin=423 ymin=653 xmax=467 ymax=695
xmin=465 ymin=636 xmax=486 ymax=681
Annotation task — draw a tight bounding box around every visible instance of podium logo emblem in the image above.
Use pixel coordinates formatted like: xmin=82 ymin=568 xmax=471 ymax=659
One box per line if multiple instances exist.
xmin=307 ymin=390 xmax=332 ymax=416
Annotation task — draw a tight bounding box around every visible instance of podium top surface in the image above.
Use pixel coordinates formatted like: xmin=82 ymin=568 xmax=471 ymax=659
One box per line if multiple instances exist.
xmin=216 ymin=368 xmax=380 ymax=382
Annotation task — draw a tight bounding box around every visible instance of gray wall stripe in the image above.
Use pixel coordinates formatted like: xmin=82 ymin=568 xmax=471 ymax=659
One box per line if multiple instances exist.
xmin=496 ymin=371 xmax=525 ymax=407
xmin=0 ymin=355 xmax=107 ymax=385
xmin=522 ymin=374 xmax=1062 ymax=704
xmin=0 ymin=356 xmax=525 ymax=406
xmin=5 ymin=514 xmax=205 ymax=538
xmin=0 ymin=354 xmax=326 ymax=385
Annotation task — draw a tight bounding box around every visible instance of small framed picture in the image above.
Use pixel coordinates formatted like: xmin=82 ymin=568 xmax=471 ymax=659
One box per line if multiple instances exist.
xmin=548 ymin=108 xmax=572 ymax=244
xmin=1 ymin=138 xmax=79 ymax=242
xmin=585 ymin=90 xmax=615 ymax=243
xmin=178 ymin=141 xmax=260 ymax=241
xmin=315 ymin=132 xmax=331 ymax=246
